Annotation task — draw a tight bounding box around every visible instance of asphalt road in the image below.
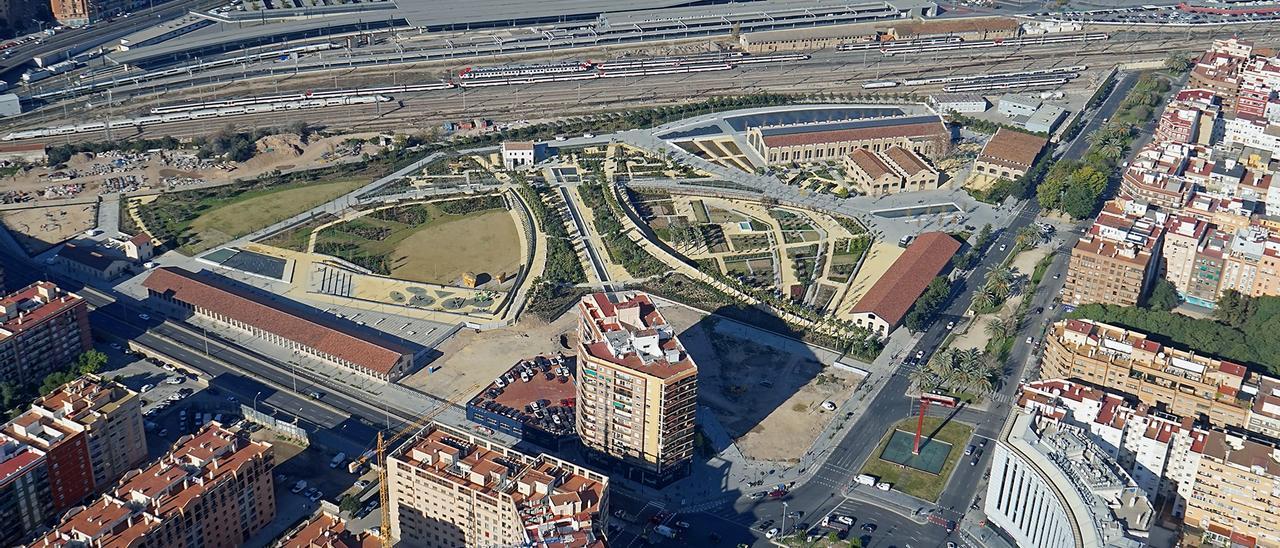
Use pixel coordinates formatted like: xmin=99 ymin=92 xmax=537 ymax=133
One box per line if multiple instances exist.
xmin=0 ymin=0 xmax=216 ymax=80
xmin=0 ymin=248 xmax=409 ymax=459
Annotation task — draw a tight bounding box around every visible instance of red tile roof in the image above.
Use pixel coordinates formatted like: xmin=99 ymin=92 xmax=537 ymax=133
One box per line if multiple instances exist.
xmin=0 ymin=282 xmax=85 ymax=341
xmin=977 ymin=128 xmax=1048 ymax=171
xmin=142 ymin=267 xmax=410 ymax=375
xmin=851 ymin=232 xmax=960 ymax=327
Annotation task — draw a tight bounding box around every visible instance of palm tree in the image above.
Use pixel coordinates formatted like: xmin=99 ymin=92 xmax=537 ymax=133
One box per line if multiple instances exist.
xmin=972 ymin=290 xmax=996 ymax=313
xmin=985 ymin=318 xmax=1011 ymax=340
xmin=909 ymin=363 xmax=945 ymax=394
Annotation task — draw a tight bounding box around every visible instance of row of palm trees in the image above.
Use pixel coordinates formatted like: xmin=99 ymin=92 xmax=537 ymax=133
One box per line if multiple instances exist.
xmin=972 ymin=266 xmax=1016 ymax=313
xmin=908 ymin=347 xmax=1000 ymax=397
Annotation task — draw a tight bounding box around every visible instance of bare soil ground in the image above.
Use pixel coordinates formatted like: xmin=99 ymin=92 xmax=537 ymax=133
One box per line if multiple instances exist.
xmin=400 ymin=312 xmax=579 ymax=400
xmin=0 ymin=203 xmax=97 ymax=253
xmin=660 ymin=302 xmax=860 ymax=463
xmin=2 ymin=133 xmax=381 ymax=198
xmin=389 ymin=209 xmax=521 ymax=286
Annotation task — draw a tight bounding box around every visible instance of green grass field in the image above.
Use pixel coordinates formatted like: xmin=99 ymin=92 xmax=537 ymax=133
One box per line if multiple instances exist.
xmin=187 ymin=180 xmax=365 ymax=253
xmin=313 ymin=197 xmax=515 ymax=284
xmin=859 ymin=417 xmax=973 ymax=502
xmin=141 ymin=178 xmax=366 ymax=255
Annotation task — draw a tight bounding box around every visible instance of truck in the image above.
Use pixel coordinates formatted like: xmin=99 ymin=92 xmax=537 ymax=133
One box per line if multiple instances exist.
xmin=855 ymin=474 xmax=877 ymax=486
xmin=348 ymin=450 xmax=375 ymax=474
xmin=330 ymin=452 xmax=347 ymax=469
xmin=898 ymin=234 xmax=914 ymax=248
xmin=654 ymin=525 xmax=678 ymax=539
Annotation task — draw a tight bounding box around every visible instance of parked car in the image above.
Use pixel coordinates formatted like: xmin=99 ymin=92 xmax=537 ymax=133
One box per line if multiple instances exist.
xmin=138 ymin=313 xmax=150 ymax=321
xmin=765 ymin=528 xmax=779 ymax=539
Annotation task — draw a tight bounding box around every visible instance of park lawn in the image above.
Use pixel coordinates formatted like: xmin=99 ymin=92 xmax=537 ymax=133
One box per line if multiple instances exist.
xmin=859 ymin=417 xmax=974 ymax=502
xmin=178 ymin=179 xmax=365 ymax=254
xmin=313 ymin=200 xmax=518 ymax=285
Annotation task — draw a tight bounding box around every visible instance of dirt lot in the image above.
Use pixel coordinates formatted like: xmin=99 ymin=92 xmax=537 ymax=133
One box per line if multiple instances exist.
xmin=1 ymin=133 xmax=380 ymax=202
xmin=0 ymin=203 xmax=97 ymax=254
xmin=389 ymin=209 xmax=521 ymax=286
xmin=660 ymin=302 xmax=859 ymax=463
xmin=401 ymin=312 xmax=578 ymax=400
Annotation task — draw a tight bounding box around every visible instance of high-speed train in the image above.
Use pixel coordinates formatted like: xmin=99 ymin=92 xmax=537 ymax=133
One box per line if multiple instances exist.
xmin=3 ymin=95 xmax=389 ymax=141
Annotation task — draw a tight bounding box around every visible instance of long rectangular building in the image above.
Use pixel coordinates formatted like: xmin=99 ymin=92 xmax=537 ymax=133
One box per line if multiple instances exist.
xmin=1041 ymin=319 xmax=1254 ymax=429
xmin=747 ymin=115 xmax=949 ymax=165
xmin=849 ymin=231 xmax=959 ymax=336
xmin=142 ymin=267 xmax=418 ymax=381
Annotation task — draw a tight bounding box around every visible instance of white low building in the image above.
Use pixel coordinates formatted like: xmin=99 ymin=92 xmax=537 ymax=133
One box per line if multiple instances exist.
xmin=928 ymin=93 xmax=988 ymax=114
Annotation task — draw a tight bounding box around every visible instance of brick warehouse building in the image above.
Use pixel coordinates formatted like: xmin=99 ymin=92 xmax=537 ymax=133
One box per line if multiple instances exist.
xmin=748 ymin=114 xmax=950 ymax=166
xmin=849 ymin=232 xmax=960 ymax=336
xmin=142 ymin=267 xmax=420 ymax=382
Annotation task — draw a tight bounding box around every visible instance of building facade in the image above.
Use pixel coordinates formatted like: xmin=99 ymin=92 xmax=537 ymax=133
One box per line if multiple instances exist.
xmin=33 ymin=423 xmax=275 ymax=547
xmin=575 ymin=292 xmax=697 ymax=486
xmin=1063 ymin=200 xmax=1165 ymax=307
xmin=0 ymin=437 xmax=53 ymax=547
xmin=1041 ymin=319 xmax=1253 ymax=429
xmin=387 ymin=422 xmax=607 ymax=548
xmin=0 ymin=281 xmax=91 ymax=387
xmin=747 ymin=115 xmax=949 ymax=165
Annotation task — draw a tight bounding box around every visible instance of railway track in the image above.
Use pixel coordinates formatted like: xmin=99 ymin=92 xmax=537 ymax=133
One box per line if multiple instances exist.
xmin=7 ymin=27 xmax=1264 ymax=144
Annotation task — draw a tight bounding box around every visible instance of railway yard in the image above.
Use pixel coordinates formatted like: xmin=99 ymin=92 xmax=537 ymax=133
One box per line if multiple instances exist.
xmin=2 ymin=17 xmax=1277 ymax=144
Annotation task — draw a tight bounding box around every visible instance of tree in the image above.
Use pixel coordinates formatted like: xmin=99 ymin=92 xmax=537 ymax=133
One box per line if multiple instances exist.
xmin=1215 ymin=289 xmax=1253 ymax=328
xmin=0 ymin=382 xmax=17 ymax=412
xmin=985 ymin=318 xmax=1011 ymax=340
xmin=76 ymin=350 xmax=108 ymax=375
xmin=339 ymin=494 xmax=360 ymax=515
xmin=1062 ymin=180 xmax=1100 ymax=219
xmin=1145 ymin=279 xmax=1181 ymax=311
xmin=1164 ymin=53 xmax=1193 ymax=74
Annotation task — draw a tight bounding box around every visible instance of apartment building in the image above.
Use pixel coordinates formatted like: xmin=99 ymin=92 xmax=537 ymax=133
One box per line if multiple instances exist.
xmin=985 ymin=410 xmax=1152 ymax=548
xmin=1183 ymin=429 xmax=1280 ymax=547
xmin=575 ymin=292 xmax=697 ymax=486
xmin=1119 ymin=142 xmax=1204 ymax=210
xmin=33 ymin=423 xmax=276 ymax=547
xmin=0 ymin=281 xmax=91 ymax=387
xmin=143 ymin=267 xmax=419 ymax=382
xmin=35 ymin=375 xmax=147 ymax=495
xmin=841 ymin=145 xmax=939 ymax=196
xmin=277 ymin=503 xmax=378 ymax=547
xmin=0 ymin=436 xmax=53 ymax=547
xmin=1042 ymin=319 xmax=1253 ymax=428
xmin=747 ymin=115 xmax=949 ymax=165
xmin=1189 ymin=39 xmax=1250 ymax=112
xmin=1063 ymin=200 xmax=1165 ymax=307
xmin=1019 ymin=379 xmax=1208 ymax=519
xmin=1219 ymin=225 xmax=1280 ymax=298
xmin=1155 ymin=89 xmax=1221 ymax=146
xmin=387 ymin=422 xmax=607 ymax=548
xmin=50 ymin=0 xmax=140 ymax=27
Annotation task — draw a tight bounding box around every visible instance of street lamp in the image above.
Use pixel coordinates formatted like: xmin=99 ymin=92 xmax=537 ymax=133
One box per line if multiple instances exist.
xmin=780 ymin=501 xmax=788 ymax=538
xmin=253 ymin=391 xmax=262 ymax=413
